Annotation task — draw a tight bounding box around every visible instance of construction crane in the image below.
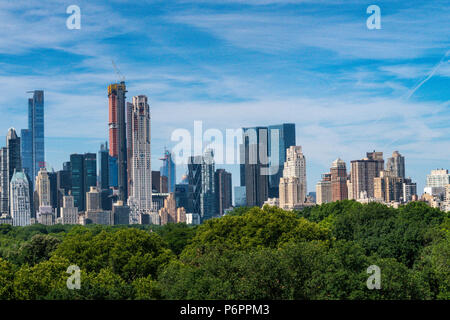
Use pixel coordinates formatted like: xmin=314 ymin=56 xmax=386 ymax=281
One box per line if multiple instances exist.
xmin=112 ymin=60 xmax=126 ymax=83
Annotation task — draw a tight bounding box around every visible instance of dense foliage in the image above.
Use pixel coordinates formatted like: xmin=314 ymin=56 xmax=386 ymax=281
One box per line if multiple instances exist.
xmin=0 ymin=201 xmax=448 ymax=300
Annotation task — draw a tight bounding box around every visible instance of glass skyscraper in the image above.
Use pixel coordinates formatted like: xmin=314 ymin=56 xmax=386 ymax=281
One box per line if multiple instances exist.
xmin=268 ymin=123 xmax=296 ymax=198
xmin=70 ymin=153 xmax=97 ymax=212
xmin=239 ymin=123 xmax=296 ymax=205
xmin=21 ymin=90 xmax=44 ymax=189
xmin=160 ymin=149 xmax=176 ymax=193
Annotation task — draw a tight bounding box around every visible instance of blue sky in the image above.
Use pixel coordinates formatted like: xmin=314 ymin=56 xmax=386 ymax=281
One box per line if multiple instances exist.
xmin=0 ymin=0 xmax=449 ymax=194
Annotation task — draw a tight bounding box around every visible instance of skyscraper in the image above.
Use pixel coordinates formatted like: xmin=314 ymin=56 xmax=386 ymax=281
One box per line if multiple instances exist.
xmin=267 ymin=124 xmax=296 ymax=198
xmin=366 ymin=151 xmax=384 ymax=177
xmin=350 ymin=158 xmax=377 ymax=199
xmin=188 ymin=155 xmax=202 ymax=215
xmin=70 ymin=153 xmax=97 ymax=211
xmin=330 ymin=158 xmax=348 ymax=201
xmin=386 ymin=151 xmax=405 ymax=178
xmin=240 ymin=127 xmax=269 ymax=207
xmin=214 ymin=169 xmax=232 ymax=216
xmin=279 ymin=146 xmax=307 ymax=209
xmin=86 ymin=186 xmax=101 ymax=212
xmin=84 ymin=152 xmax=97 ymax=189
xmin=424 ymin=169 xmax=450 ymax=197
xmin=160 ymin=149 xmax=176 ymax=193
xmin=99 ymin=142 xmax=109 ymax=190
xmin=201 ymin=149 xmax=216 ymax=220
xmin=60 ymin=194 xmax=78 ymax=225
xmin=35 ymin=167 xmax=51 ymax=208
xmin=128 ymin=95 xmax=152 ymax=213
xmin=6 ymin=128 xmax=22 ymax=183
xmin=108 ymin=82 xmax=127 ymax=202
xmin=0 ymin=148 xmax=8 ymax=214
xmin=10 ymin=169 xmax=31 ymax=226
xmin=21 ymin=90 xmax=44 ymax=186
xmin=70 ymin=154 xmax=84 ymax=210
xmin=374 ymin=170 xmax=404 ymax=202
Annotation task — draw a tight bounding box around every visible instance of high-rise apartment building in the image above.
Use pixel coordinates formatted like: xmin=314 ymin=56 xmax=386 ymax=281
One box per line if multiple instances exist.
xmin=426 ymin=169 xmax=450 ymax=188
xmin=424 ymin=169 xmax=450 ymax=198
xmin=366 ymin=151 xmax=384 ymax=177
xmin=10 ymin=170 xmax=31 ymax=226
xmin=214 ymin=169 xmax=232 ymax=216
xmin=386 ymin=151 xmax=405 ymax=178
xmin=0 ymin=148 xmax=8 ymax=214
xmin=35 ymin=167 xmax=51 ymax=208
xmin=316 ymin=173 xmax=332 ymax=205
xmin=21 ymin=90 xmax=44 ymax=186
xmin=373 ymin=170 xmax=404 ymax=202
xmin=60 ymin=194 xmax=78 ymax=225
xmin=279 ymin=146 xmax=307 ymax=209
xmin=108 ymin=82 xmax=127 ymax=202
xmin=330 ymin=158 xmax=348 ymax=201
xmin=86 ymin=186 xmax=101 ymax=212
xmin=128 ymin=95 xmax=152 ymax=214
xmin=350 ymin=158 xmax=377 ymax=199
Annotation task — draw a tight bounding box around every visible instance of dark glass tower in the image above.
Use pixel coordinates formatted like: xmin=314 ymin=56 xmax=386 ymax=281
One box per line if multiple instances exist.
xmin=267 ymin=123 xmax=296 ymax=198
xmin=84 ymin=153 xmax=97 ymax=199
xmin=99 ymin=142 xmax=109 ymax=190
xmin=188 ymin=155 xmax=202 ymax=215
xmin=240 ymin=126 xmax=269 ymax=207
xmin=6 ymin=128 xmax=22 ymax=182
xmin=70 ymin=153 xmax=97 ymax=211
xmin=70 ymin=154 xmax=84 ymax=211
xmin=21 ymin=91 xmax=44 ymax=188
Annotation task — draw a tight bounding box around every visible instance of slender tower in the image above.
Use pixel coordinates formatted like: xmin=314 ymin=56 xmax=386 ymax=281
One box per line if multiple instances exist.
xmin=108 ymin=82 xmax=128 ymax=202
xmin=129 ymin=95 xmax=152 ymax=213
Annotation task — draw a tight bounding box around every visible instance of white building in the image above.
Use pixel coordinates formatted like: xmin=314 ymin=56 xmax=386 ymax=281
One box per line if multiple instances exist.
xmin=425 ymin=169 xmax=450 ymax=197
xmin=279 ymin=146 xmax=307 ymax=209
xmin=186 ymin=213 xmax=201 ymax=225
xmin=10 ymin=170 xmax=31 ymax=226
xmin=37 ymin=205 xmax=54 ymax=226
xmin=60 ymin=194 xmax=79 ymax=225
xmin=128 ymin=95 xmax=152 ymax=222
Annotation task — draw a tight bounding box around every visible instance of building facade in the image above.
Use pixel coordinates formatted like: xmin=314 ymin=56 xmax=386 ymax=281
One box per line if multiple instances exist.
xmin=330 ymin=158 xmax=348 ymax=201
xmin=316 ymin=173 xmax=332 ymax=205
xmin=10 ymin=170 xmax=31 ymax=226
xmin=108 ymin=82 xmax=128 ymax=202
xmin=160 ymin=149 xmax=176 ymax=193
xmin=128 ymin=95 xmax=152 ymax=215
xmin=214 ymin=169 xmax=232 ymax=216
xmin=279 ymin=146 xmax=307 ymax=209
xmin=386 ymin=151 xmax=405 ymax=178
xmin=21 ymin=90 xmax=44 ymax=186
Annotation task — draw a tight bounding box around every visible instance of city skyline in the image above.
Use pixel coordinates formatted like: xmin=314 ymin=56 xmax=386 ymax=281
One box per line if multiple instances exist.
xmin=0 ymin=0 xmax=449 ymax=194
